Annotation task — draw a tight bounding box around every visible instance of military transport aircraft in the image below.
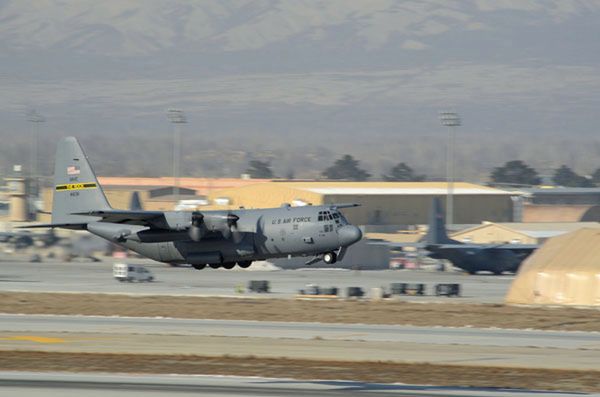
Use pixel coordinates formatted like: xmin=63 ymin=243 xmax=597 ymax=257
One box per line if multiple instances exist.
xmin=25 ymin=137 xmax=362 ymax=269
xmin=381 ymin=198 xmax=538 ymax=274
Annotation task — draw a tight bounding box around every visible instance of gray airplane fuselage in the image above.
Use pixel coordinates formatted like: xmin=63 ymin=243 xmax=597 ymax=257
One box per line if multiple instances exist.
xmin=25 ymin=137 xmax=362 ymax=268
xmin=87 ymin=205 xmax=361 ymax=265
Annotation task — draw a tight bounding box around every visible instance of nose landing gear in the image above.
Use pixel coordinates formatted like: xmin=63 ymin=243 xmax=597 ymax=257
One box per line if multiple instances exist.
xmin=322 ymin=251 xmax=337 ymax=264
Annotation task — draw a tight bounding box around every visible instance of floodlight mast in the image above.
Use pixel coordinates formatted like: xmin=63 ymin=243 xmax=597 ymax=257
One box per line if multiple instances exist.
xmin=167 ymin=109 xmax=187 ymax=201
xmin=27 ymin=109 xmax=45 ymax=198
xmin=439 ymin=111 xmax=461 ymax=227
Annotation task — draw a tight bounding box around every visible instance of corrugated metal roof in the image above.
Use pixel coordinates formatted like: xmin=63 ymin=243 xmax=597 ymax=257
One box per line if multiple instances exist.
xmin=303 ymin=187 xmax=511 ymax=195
xmin=499 ymin=222 xmax=600 ymax=232
xmin=517 ymin=187 xmax=600 ymax=195
xmin=273 ymin=182 xmax=514 ymax=196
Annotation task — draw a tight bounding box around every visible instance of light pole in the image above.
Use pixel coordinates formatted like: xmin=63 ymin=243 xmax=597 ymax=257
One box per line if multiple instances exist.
xmin=167 ymin=109 xmax=187 ymax=200
xmin=439 ymin=111 xmax=461 ymax=226
xmin=27 ymin=109 xmax=45 ymax=198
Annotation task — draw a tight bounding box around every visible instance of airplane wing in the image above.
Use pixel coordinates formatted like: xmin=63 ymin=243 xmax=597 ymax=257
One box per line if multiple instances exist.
xmin=368 ymin=240 xmax=425 ymax=248
xmin=71 ymin=210 xmax=167 ymax=227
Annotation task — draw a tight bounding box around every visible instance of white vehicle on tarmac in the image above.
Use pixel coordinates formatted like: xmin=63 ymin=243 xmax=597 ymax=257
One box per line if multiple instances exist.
xmin=113 ymin=263 xmax=154 ymax=282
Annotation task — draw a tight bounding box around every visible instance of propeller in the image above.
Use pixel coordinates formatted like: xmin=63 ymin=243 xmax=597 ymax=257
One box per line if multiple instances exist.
xmin=189 ymin=212 xmax=206 ymax=242
xmin=219 ymin=213 xmax=242 ymax=243
xmin=226 ymin=213 xmax=244 ymax=244
xmin=191 ymin=212 xmax=242 ymax=243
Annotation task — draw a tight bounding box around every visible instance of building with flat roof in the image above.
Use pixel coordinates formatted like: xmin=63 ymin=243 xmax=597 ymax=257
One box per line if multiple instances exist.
xmin=97 ymin=177 xmax=270 ymax=196
xmin=512 ymin=187 xmax=600 ymax=222
xmin=451 ymin=221 xmax=600 ymax=245
xmin=207 ymin=181 xmax=518 ymax=226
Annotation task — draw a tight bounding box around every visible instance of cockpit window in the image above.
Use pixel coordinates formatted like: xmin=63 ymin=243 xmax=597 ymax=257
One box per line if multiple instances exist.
xmin=334 ymin=211 xmax=348 ymax=225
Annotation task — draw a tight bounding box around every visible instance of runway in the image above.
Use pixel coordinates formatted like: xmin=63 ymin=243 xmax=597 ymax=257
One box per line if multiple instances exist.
xmin=0 ymin=260 xmax=512 ymax=302
xmin=1 ymin=314 xmax=598 ymax=369
xmin=1 ymin=372 xmax=597 ymax=397
xmin=1 ymin=314 xmax=598 ymax=349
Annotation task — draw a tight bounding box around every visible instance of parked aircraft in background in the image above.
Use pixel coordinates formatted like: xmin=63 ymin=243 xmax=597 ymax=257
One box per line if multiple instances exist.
xmin=382 ymin=198 xmax=538 ymax=274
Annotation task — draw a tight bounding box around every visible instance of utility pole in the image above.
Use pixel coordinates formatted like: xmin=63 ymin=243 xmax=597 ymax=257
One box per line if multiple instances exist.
xmin=439 ymin=111 xmax=461 ymax=227
xmin=27 ymin=109 xmax=45 ymax=198
xmin=167 ymin=109 xmax=187 ymax=201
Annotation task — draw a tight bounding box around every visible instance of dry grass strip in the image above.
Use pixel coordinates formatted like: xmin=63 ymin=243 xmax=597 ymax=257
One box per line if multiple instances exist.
xmin=0 ymin=292 xmax=599 ymax=331
xmin=0 ymin=351 xmax=598 ymax=392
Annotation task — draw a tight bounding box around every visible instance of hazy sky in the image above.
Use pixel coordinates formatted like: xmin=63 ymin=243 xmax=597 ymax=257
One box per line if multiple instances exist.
xmin=1 ymin=0 xmax=599 ymax=178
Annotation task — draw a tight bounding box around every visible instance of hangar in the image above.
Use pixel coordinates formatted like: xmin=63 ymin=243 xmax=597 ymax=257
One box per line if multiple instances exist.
xmin=506 ymin=228 xmax=600 ymax=306
xmin=451 ymin=222 xmax=600 ymax=245
xmin=207 ymin=181 xmax=517 ymax=226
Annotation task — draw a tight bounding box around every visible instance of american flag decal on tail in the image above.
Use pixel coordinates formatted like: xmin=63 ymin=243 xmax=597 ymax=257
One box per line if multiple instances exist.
xmin=67 ymin=165 xmax=80 ymax=175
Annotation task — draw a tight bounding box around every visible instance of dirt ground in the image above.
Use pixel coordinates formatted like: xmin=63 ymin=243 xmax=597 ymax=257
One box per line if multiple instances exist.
xmin=0 ymin=351 xmax=598 ymax=392
xmin=1 ymin=292 xmax=599 ymax=331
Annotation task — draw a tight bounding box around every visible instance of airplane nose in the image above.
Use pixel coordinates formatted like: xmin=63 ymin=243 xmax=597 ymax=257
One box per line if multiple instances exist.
xmin=338 ymin=225 xmax=362 ymax=246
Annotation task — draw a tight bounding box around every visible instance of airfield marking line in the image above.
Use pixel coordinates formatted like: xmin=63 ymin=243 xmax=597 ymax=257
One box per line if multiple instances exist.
xmin=0 ymin=335 xmax=65 ymax=344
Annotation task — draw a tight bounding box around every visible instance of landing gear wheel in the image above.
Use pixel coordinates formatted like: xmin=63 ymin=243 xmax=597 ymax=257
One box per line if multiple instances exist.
xmin=192 ymin=264 xmax=206 ymax=270
xmin=237 ymin=260 xmax=252 ymax=269
xmin=323 ymin=252 xmax=337 ymax=264
xmin=222 ymin=262 xmax=235 ymax=270
xmin=209 ymin=263 xmax=221 ymax=269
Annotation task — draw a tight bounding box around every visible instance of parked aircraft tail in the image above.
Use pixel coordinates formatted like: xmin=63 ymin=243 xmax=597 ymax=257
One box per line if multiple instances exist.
xmin=425 ymin=197 xmax=455 ymax=245
xmin=129 ymin=191 xmax=143 ymax=211
xmin=51 ymin=137 xmax=112 ymax=226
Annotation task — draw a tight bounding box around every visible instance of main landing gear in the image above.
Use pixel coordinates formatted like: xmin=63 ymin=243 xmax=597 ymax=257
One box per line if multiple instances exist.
xmin=192 ymin=261 xmax=253 ymax=270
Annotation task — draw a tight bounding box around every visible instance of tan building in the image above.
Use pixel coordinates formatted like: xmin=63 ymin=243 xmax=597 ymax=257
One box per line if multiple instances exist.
xmin=451 ymin=222 xmax=600 ymax=245
xmin=506 ymin=228 xmax=600 ymax=306
xmin=40 ymin=184 xmax=200 ymax=222
xmin=522 ymin=204 xmax=600 ymax=222
xmin=207 ymin=181 xmax=517 ymax=225
xmin=97 ymin=177 xmax=270 ymax=196
xmin=367 ymin=221 xmax=600 ymax=246
xmin=38 ymin=177 xmax=273 ymax=222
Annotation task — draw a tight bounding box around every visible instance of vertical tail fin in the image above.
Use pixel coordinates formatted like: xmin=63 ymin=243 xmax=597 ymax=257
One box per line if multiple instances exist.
xmin=51 ymin=137 xmax=111 ymax=225
xmin=129 ymin=191 xmax=143 ymax=211
xmin=425 ymin=197 xmax=454 ymax=244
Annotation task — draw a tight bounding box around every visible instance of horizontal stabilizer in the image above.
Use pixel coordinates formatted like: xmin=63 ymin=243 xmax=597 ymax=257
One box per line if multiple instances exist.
xmin=17 ymin=223 xmax=88 ymax=230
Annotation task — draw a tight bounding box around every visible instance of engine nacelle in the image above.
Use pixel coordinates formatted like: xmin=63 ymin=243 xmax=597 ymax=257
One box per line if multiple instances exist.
xmin=162 ymin=212 xmax=193 ymax=231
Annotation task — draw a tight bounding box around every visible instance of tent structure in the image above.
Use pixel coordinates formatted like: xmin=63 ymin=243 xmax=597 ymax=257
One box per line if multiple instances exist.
xmin=506 ymin=228 xmax=600 ymax=306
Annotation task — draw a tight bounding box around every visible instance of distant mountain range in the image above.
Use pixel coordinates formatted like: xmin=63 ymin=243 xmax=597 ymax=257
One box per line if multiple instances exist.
xmin=1 ymin=0 xmax=599 ymax=179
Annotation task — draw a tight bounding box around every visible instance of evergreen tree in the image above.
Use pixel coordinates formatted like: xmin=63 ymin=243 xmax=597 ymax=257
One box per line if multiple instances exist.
xmin=490 ymin=160 xmax=541 ymax=186
xmin=322 ymin=155 xmax=370 ymax=181
xmin=245 ymin=160 xmax=274 ymax=179
xmin=382 ymin=162 xmax=425 ymax=182
xmin=552 ymin=165 xmax=593 ymax=187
